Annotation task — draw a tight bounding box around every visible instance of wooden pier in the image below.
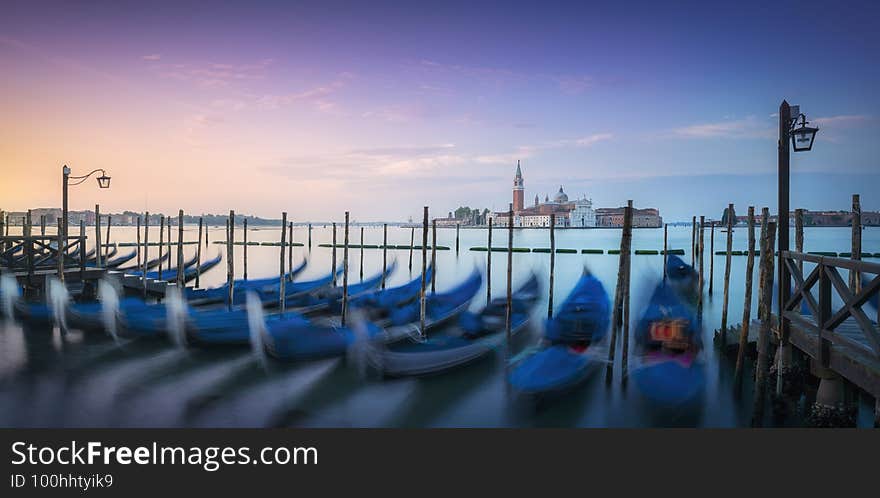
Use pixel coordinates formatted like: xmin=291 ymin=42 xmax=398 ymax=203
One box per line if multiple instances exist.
xmin=781 ymin=251 xmax=880 ymax=399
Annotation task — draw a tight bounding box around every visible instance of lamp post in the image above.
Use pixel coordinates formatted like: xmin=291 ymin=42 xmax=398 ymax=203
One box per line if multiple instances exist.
xmin=61 ymin=165 xmax=111 ymax=259
xmin=777 ymin=100 xmax=818 ymax=394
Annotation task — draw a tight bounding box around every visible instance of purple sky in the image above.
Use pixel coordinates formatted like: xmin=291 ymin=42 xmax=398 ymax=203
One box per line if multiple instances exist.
xmin=1 ymin=0 xmax=878 ymax=221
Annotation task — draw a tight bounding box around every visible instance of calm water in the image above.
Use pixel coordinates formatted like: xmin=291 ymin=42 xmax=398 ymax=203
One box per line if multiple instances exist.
xmin=1 ymin=224 xmax=878 ymax=427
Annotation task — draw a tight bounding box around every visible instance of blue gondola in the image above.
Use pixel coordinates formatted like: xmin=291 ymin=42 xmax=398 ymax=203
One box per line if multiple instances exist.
xmin=183 ymin=258 xmax=309 ymax=305
xmin=631 ymin=282 xmax=705 ymax=407
xmin=382 ymin=269 xmax=483 ymax=332
xmin=263 ymin=269 xmax=483 ymax=361
xmin=508 ymin=269 xmax=610 ymax=395
xmin=370 ymin=272 xmax=539 ymax=377
xmin=186 ymin=264 xmax=394 ymax=345
xmin=118 ymin=251 xmax=170 ymax=272
xmin=349 ymin=265 xmax=433 ymax=318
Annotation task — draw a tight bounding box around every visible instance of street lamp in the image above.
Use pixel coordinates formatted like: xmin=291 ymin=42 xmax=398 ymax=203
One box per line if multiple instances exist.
xmin=777 ymin=100 xmax=818 ymax=393
xmin=791 ymin=113 xmax=819 ymax=152
xmin=61 ymin=165 xmax=111 ymax=258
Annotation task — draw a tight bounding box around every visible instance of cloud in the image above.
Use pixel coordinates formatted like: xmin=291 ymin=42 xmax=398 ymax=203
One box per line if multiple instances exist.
xmin=142 ymin=54 xmax=161 ymax=61
xmin=672 ymin=116 xmax=774 ymax=139
xmin=574 ymin=133 xmax=613 ymax=147
xmin=812 ymin=114 xmax=871 ymax=127
xmin=153 ymin=58 xmax=274 ymax=87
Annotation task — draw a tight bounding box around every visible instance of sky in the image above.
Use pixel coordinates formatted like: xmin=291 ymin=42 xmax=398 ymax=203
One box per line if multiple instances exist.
xmin=1 ymin=0 xmax=878 ymax=222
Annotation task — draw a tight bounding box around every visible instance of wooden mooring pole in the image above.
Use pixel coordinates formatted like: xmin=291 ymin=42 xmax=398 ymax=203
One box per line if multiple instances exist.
xmin=691 ymin=215 xmax=696 ymax=266
xmin=420 ymin=207 xmax=428 ymax=338
xmin=341 ymin=212 xmax=350 ymax=326
xmin=662 ymin=223 xmax=668 ymax=282
xmin=455 ymin=223 xmax=460 ymax=254
xmin=382 ymin=223 xmax=388 ymax=289
xmin=607 ymin=200 xmax=633 ymax=380
xmin=136 ymin=216 xmax=142 ymax=272
xmin=621 ymin=201 xmax=633 ymax=381
xmin=56 ymin=219 xmax=64 ymax=282
xmin=195 ymin=217 xmax=203 ymax=288
xmin=752 ymin=214 xmax=776 ymax=427
xmin=408 ymin=227 xmax=414 ymax=273
xmin=548 ymin=213 xmax=556 ymax=319
xmin=288 ymin=222 xmax=294 ymax=281
xmin=734 ymin=206 xmax=756 ymax=386
xmin=279 ymin=212 xmax=287 ymax=312
xmin=226 ymin=210 xmax=235 ymax=310
xmin=243 ymin=218 xmax=248 ymax=281
xmin=486 ymin=218 xmax=493 ymax=306
xmin=795 ymin=208 xmax=804 ymax=272
xmin=158 ymin=215 xmax=165 ymax=281
xmin=506 ymin=204 xmax=513 ymax=342
xmin=142 ymin=212 xmax=149 ymax=299
xmin=331 ymin=222 xmax=337 ymax=286
xmin=176 ymin=210 xmax=184 ymax=288
xmin=850 ymin=194 xmax=861 ymax=292
xmin=105 ymin=214 xmax=112 ymax=261
xmin=719 ymin=203 xmax=734 ymax=347
xmin=79 ymin=220 xmax=85 ymax=281
xmin=40 ymin=215 xmax=46 ymax=237
xmin=94 ymin=205 xmax=102 ymax=268
xmin=360 ymin=226 xmax=364 ymax=282
xmin=709 ymin=221 xmax=715 ymax=295
xmin=431 ymin=219 xmax=437 ymax=293
xmin=167 ymin=218 xmax=171 ymax=269
xmin=697 ymin=215 xmax=705 ymax=319
xmin=308 ymin=223 xmax=312 ymax=250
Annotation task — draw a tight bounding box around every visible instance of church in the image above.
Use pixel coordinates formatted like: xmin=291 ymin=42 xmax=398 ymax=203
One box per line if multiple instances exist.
xmin=488 ymin=161 xmax=596 ymax=228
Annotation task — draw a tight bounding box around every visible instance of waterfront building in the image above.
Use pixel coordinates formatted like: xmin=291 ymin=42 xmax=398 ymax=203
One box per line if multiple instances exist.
xmin=488 ymin=163 xmax=597 ymax=228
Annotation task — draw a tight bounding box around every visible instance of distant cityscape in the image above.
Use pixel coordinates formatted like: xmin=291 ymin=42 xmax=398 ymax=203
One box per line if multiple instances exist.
xmin=434 ymin=161 xmax=663 ymax=228
xmin=3 ymin=166 xmax=877 ymax=230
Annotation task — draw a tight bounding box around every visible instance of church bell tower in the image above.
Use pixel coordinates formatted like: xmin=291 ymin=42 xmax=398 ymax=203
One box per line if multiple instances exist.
xmin=513 ymin=160 xmax=524 ymax=212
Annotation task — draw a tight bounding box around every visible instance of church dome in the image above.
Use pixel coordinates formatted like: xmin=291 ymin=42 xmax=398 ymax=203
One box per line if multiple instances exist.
xmin=553 ymin=186 xmax=568 ymax=203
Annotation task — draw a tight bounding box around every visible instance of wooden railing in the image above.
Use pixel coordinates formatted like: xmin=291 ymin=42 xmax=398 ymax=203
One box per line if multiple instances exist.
xmin=782 ymin=251 xmax=880 ymax=366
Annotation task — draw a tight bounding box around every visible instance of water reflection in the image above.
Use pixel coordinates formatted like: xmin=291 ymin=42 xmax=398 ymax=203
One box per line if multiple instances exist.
xmin=1 ymin=225 xmax=877 ymax=427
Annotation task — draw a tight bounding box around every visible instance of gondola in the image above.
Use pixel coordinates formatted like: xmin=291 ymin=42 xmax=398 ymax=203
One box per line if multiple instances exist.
xmin=262 ymin=269 xmax=483 ymax=361
xmin=185 ymin=264 xmax=393 ymax=346
xmin=631 ymin=282 xmax=705 ymax=407
xmin=507 ymin=269 xmax=610 ymax=395
xmin=183 ymin=258 xmax=309 ymax=305
xmin=127 ymin=253 xmax=199 ymax=280
xmin=104 ymin=249 xmax=137 ymax=268
xmin=285 ymin=261 xmax=398 ymax=315
xmin=118 ymin=251 xmax=170 ymax=272
xmin=348 ymin=264 xmax=433 ymax=320
xmin=119 ymin=266 xmax=338 ymax=339
xmin=369 ymin=272 xmax=539 ymax=377
xmin=379 ymin=268 xmax=483 ymax=336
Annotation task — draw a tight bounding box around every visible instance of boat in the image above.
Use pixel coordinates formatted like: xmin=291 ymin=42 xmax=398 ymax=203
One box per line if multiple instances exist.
xmin=286 ymin=261 xmax=398 ymax=315
xmin=118 ymin=265 xmax=336 ymax=339
xmin=118 ymin=251 xmax=170 ymax=272
xmin=127 ymin=253 xmax=199 ymax=280
xmin=104 ymin=249 xmax=137 ymax=268
xmin=631 ymin=282 xmax=705 ymax=407
xmin=665 ymin=254 xmax=700 ymax=306
xmin=183 ymin=258 xmax=309 ymax=305
xmin=507 ymin=269 xmax=610 ymax=395
xmin=262 ymin=269 xmax=483 ymax=361
xmin=348 ymin=264 xmax=433 ymax=320
xmin=181 ymin=253 xmax=223 ymax=283
xmin=369 ymin=272 xmax=539 ymax=377
xmin=380 ymin=268 xmax=484 ymax=336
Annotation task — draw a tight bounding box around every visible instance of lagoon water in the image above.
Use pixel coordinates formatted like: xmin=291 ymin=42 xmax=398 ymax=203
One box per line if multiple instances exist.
xmin=1 ymin=224 xmax=878 ymax=427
